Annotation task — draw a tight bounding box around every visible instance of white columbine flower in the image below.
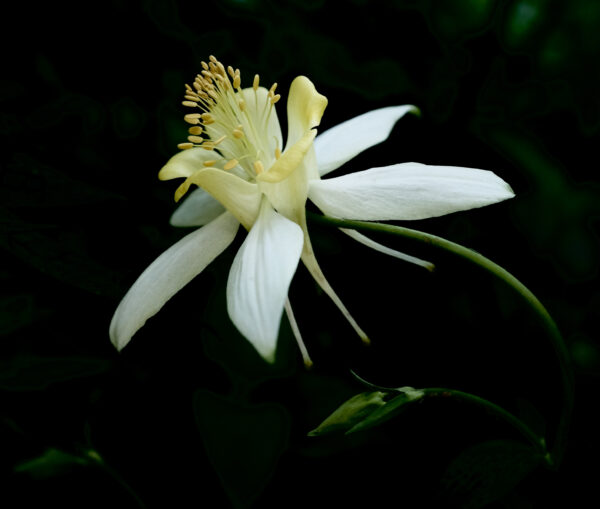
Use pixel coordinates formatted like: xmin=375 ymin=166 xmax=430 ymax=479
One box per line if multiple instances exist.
xmin=109 ymin=56 xmax=514 ymax=365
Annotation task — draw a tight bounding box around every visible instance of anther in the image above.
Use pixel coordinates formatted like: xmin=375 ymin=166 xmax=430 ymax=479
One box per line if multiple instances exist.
xmin=223 ymin=159 xmax=238 ymax=170
xmin=232 ymin=128 xmax=244 ymax=139
xmin=182 ymin=101 xmax=198 ymax=107
xmin=178 ymin=142 xmax=194 ymax=150
xmin=201 ymin=142 xmax=215 ymax=151
xmin=201 ymin=61 xmax=209 ymax=70
xmin=271 ymin=94 xmax=281 ymax=104
xmin=213 ymin=135 xmax=226 ymax=145
xmin=275 ymin=147 xmax=281 ymax=159
xmin=209 ymin=55 xmax=218 ymax=63
xmin=239 ymin=99 xmax=246 ymax=111
xmin=184 ymin=113 xmax=202 ymax=124
xmin=233 ymin=74 xmax=241 ymax=89
xmin=227 ymin=66 xmax=235 ymax=78
xmin=201 ymin=113 xmax=214 ymax=124
xmin=203 ymin=160 xmax=216 ymax=167
xmin=269 ymin=83 xmax=278 ymax=94
xmin=253 ymin=74 xmax=259 ymax=91
xmin=184 ymin=95 xmax=199 ymax=102
xmin=188 ymin=126 xmax=203 ymax=135
xmin=253 ymin=160 xmax=264 ymax=174
xmin=188 ymin=135 xmax=204 ymax=144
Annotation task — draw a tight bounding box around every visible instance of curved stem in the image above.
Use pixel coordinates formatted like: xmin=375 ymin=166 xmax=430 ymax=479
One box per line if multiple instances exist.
xmin=309 ymin=212 xmax=573 ymax=468
xmin=421 ymin=388 xmax=551 ymax=465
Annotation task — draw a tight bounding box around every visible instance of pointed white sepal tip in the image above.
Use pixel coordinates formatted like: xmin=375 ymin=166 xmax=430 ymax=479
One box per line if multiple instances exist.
xmin=309 ymin=163 xmax=516 ymax=222
xmin=109 ymin=212 xmax=240 ymax=352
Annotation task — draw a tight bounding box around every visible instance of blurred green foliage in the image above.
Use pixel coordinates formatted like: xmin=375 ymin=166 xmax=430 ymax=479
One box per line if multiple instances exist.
xmin=2 ymin=0 xmax=599 ymax=506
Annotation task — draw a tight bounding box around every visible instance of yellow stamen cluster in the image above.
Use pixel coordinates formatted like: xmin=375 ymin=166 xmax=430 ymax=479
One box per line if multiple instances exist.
xmin=177 ymin=55 xmax=282 ymax=179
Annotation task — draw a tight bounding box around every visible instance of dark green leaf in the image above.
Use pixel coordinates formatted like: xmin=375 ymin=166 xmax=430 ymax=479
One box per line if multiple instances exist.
xmin=14 ymin=448 xmax=90 ymax=479
xmin=0 ymin=294 xmax=34 ymax=335
xmin=193 ymin=390 xmax=290 ymax=507
xmin=440 ymin=439 xmax=542 ymax=509
xmin=346 ymin=388 xmax=425 ymax=434
xmin=308 ymin=391 xmax=386 ymax=436
xmin=0 ymin=356 xmax=111 ymax=391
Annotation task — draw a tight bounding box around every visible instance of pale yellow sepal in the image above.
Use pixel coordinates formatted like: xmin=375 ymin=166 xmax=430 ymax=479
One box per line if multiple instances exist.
xmin=286 ymin=76 xmax=328 ymax=146
xmin=158 ymin=148 xmax=222 ymax=181
xmin=175 ymin=168 xmax=261 ymax=229
xmin=257 ymin=129 xmax=317 ymax=184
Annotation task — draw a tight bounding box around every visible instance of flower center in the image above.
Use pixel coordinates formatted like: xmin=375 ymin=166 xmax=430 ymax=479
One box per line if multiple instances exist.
xmin=177 ymin=55 xmax=282 ymax=181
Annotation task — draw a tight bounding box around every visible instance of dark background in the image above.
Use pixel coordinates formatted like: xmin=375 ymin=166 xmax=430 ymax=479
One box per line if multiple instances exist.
xmin=2 ymin=0 xmax=599 ymax=507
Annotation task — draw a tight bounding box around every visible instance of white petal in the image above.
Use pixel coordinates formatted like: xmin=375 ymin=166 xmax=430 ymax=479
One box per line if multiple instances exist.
xmin=226 ymin=201 xmax=304 ymax=363
xmin=308 ymin=163 xmax=515 ymax=221
xmin=109 ymin=212 xmax=240 ymax=351
xmin=285 ymin=76 xmax=328 ymax=148
xmin=238 ymin=86 xmax=283 ymax=165
xmin=340 ymin=228 xmax=434 ymax=271
xmin=314 ymin=105 xmax=419 ymax=177
xmin=170 ymin=188 xmax=226 ymax=227
xmin=179 ymin=168 xmax=261 ymax=229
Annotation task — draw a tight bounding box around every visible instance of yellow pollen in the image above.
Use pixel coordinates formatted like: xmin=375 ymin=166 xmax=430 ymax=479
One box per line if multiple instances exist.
xmin=275 ymin=147 xmax=281 ymax=159
xmin=203 ymin=160 xmax=216 ymax=167
xmin=182 ymin=101 xmax=198 ymax=107
xmin=209 ymin=55 xmax=217 ymax=63
xmin=188 ymin=135 xmax=204 ymax=144
xmin=184 ymin=114 xmax=201 ymax=124
xmin=227 ymin=66 xmax=235 ymax=78
xmin=233 ymin=74 xmax=241 ymax=89
xmin=253 ymin=74 xmax=259 ymax=90
xmin=271 ymin=94 xmax=281 ymax=104
xmin=223 ymin=159 xmax=238 ymax=170
xmin=253 ymin=160 xmax=264 ymax=174
xmin=201 ymin=61 xmax=209 ymax=70
xmin=239 ymin=99 xmax=246 ymax=111
xmin=269 ymin=83 xmax=278 ymax=94
xmin=188 ymin=126 xmax=203 ymax=135
xmin=232 ymin=128 xmax=244 ymax=138
xmin=184 ymin=94 xmax=199 ymax=102
xmin=178 ymin=142 xmax=194 ymax=150
xmin=202 ymin=142 xmax=215 ymax=151
xmin=201 ymin=113 xmax=215 ymax=124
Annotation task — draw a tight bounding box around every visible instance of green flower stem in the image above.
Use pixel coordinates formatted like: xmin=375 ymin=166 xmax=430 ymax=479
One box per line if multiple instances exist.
xmin=86 ymin=450 xmax=147 ymax=509
xmin=424 ymin=388 xmax=550 ymax=464
xmin=308 ymin=212 xmax=574 ymax=469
